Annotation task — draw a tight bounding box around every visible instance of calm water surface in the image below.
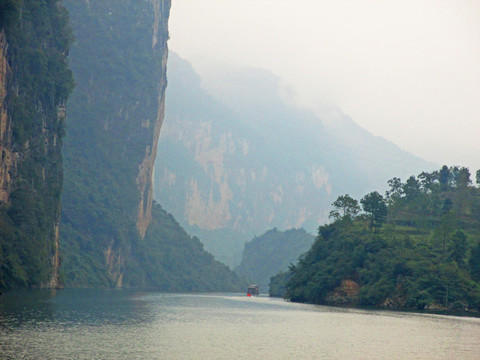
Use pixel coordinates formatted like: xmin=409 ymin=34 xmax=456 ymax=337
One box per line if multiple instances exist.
xmin=0 ymin=289 xmax=479 ymax=359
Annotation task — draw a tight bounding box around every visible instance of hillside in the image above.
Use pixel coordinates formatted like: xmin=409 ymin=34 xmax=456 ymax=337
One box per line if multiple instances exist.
xmin=273 ymin=166 xmax=480 ymax=313
xmin=235 ymin=228 xmax=314 ymax=292
xmin=154 ymin=54 xmax=435 ymax=267
xmin=126 ymin=203 xmax=245 ymax=291
xmin=0 ymin=0 xmax=73 ymax=289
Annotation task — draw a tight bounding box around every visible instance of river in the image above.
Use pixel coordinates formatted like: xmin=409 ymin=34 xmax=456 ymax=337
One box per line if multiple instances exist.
xmin=0 ymin=289 xmax=479 ymax=359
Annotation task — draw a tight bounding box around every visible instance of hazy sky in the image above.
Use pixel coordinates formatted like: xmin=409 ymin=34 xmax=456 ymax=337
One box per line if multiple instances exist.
xmin=168 ymin=0 xmax=480 ymax=173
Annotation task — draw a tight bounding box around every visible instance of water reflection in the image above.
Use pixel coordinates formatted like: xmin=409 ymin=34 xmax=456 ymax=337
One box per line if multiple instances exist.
xmin=0 ymin=289 xmax=155 ymax=329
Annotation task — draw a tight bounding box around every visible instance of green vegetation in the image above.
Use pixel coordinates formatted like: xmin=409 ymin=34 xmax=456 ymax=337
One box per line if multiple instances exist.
xmin=0 ymin=0 xmax=73 ymax=289
xmin=125 ymin=203 xmax=246 ymax=291
xmin=274 ymin=166 xmax=480 ymax=312
xmin=236 ymin=228 xmax=314 ymax=292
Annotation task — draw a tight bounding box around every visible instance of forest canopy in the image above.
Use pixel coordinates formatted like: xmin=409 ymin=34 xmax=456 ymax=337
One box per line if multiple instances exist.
xmin=272 ymin=166 xmax=480 ymax=313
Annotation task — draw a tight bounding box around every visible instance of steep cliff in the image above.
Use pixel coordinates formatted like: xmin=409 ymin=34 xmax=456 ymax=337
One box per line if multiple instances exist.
xmin=0 ymin=0 xmax=73 ymax=289
xmin=61 ymin=1 xmax=244 ymax=290
xmin=61 ymin=0 xmax=171 ymax=287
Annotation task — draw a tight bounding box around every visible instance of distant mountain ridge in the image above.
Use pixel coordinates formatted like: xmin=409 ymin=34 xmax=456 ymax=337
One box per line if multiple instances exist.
xmin=154 ymin=53 xmax=435 ymax=267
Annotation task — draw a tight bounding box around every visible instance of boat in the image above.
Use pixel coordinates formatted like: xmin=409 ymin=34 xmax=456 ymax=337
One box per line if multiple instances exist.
xmin=247 ymin=284 xmax=259 ymax=296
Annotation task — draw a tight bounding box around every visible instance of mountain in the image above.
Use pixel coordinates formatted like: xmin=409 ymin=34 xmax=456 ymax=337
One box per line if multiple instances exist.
xmin=0 ymin=0 xmax=73 ymax=289
xmin=235 ymin=228 xmax=315 ymax=292
xmin=154 ymin=53 xmax=435 ymax=267
xmin=60 ymin=0 xmax=244 ymax=291
xmin=276 ymin=166 xmax=480 ymax=313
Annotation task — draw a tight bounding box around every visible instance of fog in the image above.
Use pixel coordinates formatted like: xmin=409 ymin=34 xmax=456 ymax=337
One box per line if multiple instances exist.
xmin=168 ymin=0 xmax=480 ymax=172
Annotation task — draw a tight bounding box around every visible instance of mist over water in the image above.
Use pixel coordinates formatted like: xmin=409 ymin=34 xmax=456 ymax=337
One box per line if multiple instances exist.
xmin=1 ymin=290 xmax=479 ymax=359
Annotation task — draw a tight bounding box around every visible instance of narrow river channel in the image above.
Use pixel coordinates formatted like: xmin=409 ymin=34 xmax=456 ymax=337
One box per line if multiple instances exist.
xmin=1 ymin=289 xmax=479 ymax=359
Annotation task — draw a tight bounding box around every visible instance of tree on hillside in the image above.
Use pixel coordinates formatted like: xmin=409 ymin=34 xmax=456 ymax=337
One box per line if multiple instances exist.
xmin=403 ymin=176 xmax=421 ymax=201
xmin=418 ymin=171 xmax=438 ymax=193
xmin=360 ymin=191 xmax=387 ymax=230
xmin=434 ymin=213 xmax=455 ymax=263
xmin=453 ymin=167 xmax=471 ymax=189
xmin=439 ymin=165 xmax=452 ymax=191
xmin=386 ymin=177 xmax=403 ymax=202
xmin=476 ymin=170 xmax=480 ymax=187
xmin=329 ymin=194 xmax=360 ymax=221
xmin=470 ymin=242 xmax=480 ymax=282
xmin=449 ymin=230 xmax=467 ymax=267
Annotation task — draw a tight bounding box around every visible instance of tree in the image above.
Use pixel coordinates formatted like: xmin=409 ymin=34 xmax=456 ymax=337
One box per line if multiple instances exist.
xmin=386 ymin=177 xmax=403 ymax=203
xmin=449 ymin=230 xmax=467 ymax=267
xmin=360 ymin=191 xmax=387 ymax=230
xmin=403 ymin=176 xmax=421 ymax=201
xmin=476 ymin=170 xmax=480 ymax=187
xmin=470 ymin=242 xmax=480 ymax=282
xmin=329 ymin=194 xmax=360 ymax=221
xmin=442 ymin=198 xmax=453 ymax=214
xmin=439 ymin=165 xmax=451 ymax=191
xmin=434 ymin=213 xmax=455 ymax=263
xmin=418 ymin=171 xmax=437 ymax=193
xmin=453 ymin=167 xmax=471 ymax=189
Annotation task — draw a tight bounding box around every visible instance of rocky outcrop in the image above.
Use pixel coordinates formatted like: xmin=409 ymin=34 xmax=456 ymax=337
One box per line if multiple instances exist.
xmin=325 ymin=280 xmax=361 ymax=304
xmin=104 ymin=240 xmax=125 ymax=288
xmin=136 ymin=0 xmax=170 ymax=238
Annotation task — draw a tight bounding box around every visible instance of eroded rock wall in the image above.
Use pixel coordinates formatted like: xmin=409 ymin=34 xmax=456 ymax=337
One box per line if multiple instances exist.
xmin=136 ymin=0 xmax=170 ymax=238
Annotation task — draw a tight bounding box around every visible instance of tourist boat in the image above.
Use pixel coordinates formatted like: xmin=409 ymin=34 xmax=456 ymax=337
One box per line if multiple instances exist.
xmin=247 ymin=284 xmax=259 ymax=296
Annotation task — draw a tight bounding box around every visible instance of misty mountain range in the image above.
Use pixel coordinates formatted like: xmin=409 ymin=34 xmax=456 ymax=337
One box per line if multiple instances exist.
xmin=154 ymin=52 xmax=435 ymax=267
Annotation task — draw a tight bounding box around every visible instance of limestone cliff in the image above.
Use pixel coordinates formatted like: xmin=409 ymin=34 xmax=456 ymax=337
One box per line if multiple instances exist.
xmin=136 ymin=0 xmax=170 ymax=238
xmin=155 ymin=54 xmax=342 ymax=267
xmin=61 ymin=0 xmax=171 ymax=287
xmin=0 ymin=1 xmax=73 ymax=289
xmin=154 ymin=54 xmax=435 ymax=267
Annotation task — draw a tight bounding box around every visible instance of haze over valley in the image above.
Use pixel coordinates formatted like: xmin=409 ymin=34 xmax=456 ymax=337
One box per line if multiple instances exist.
xmin=155 ymin=52 xmax=435 ymax=266
xmin=1 ymin=1 xmax=480 ymax=358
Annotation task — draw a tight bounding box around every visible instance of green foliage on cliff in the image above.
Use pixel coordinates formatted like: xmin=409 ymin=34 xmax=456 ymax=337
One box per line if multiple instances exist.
xmin=0 ymin=0 xmax=73 ymax=289
xmin=276 ymin=166 xmax=480 ymax=312
xmin=124 ymin=203 xmax=246 ymax=291
xmin=236 ymin=228 xmax=314 ymax=292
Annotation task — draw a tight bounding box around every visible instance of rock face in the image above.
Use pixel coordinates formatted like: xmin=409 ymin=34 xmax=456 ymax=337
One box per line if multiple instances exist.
xmin=155 ymin=54 xmax=434 ymax=267
xmin=0 ymin=1 xmax=73 ymax=289
xmin=155 ymin=54 xmax=344 ymax=266
xmin=325 ymin=280 xmax=361 ymax=305
xmin=61 ymin=0 xmax=171 ymax=287
xmin=135 ymin=0 xmax=170 ymax=239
